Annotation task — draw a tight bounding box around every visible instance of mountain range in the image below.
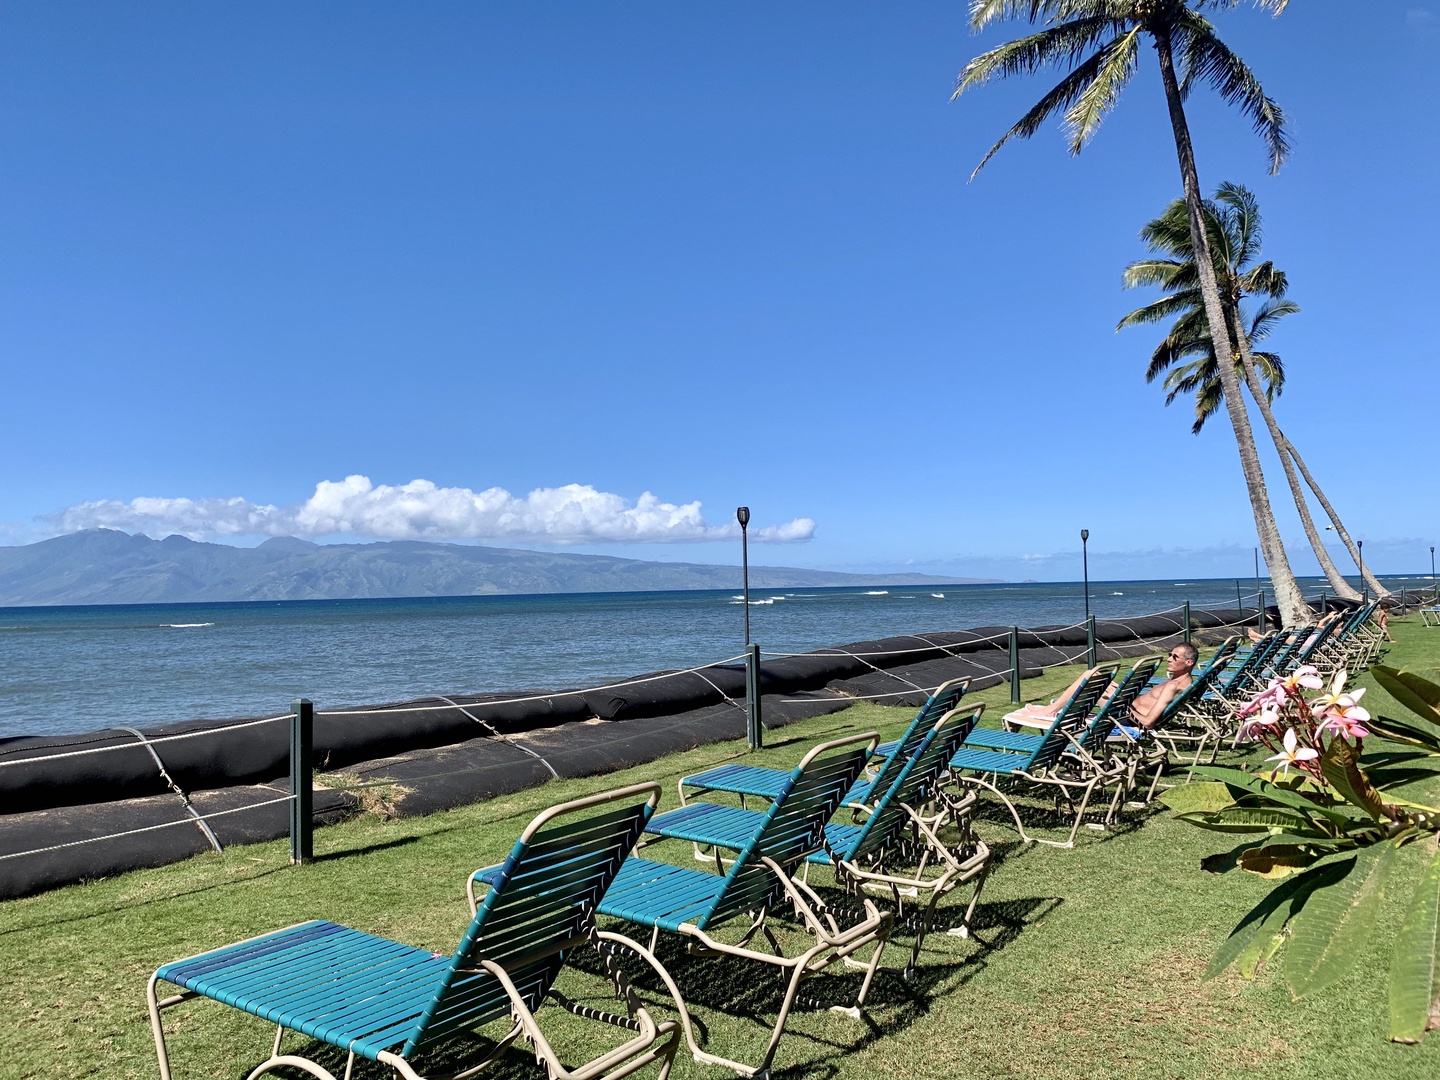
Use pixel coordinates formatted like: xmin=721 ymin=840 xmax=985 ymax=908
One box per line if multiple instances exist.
xmin=0 ymin=530 xmax=981 ymax=606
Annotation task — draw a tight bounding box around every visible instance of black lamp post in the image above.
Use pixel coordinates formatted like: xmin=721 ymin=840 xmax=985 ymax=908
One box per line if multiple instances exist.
xmin=1359 ymin=539 xmax=1366 ymax=604
xmin=1080 ymin=528 xmax=1090 ymax=623
xmin=736 ymin=506 xmax=751 ymax=645
xmin=1431 ymin=545 xmax=1436 ymax=605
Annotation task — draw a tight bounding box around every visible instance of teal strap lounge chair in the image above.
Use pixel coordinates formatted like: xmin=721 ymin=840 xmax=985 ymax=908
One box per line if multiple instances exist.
xmin=643 ymin=706 xmax=989 ymax=979
xmin=946 ymin=665 xmax=1123 ymax=848
xmin=569 ymin=732 xmax=888 ymax=1080
xmin=147 ymin=783 xmax=678 ymax=1080
xmin=677 ymin=677 xmax=968 ymax=810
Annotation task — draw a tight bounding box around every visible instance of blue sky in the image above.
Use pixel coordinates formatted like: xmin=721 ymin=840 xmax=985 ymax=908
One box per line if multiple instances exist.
xmin=1 ymin=3 xmax=1435 ymax=581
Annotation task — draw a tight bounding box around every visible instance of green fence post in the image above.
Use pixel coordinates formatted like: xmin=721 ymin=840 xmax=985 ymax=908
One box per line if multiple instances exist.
xmin=1182 ymin=600 xmax=1192 ymax=647
xmin=745 ymin=643 xmax=763 ymax=750
xmin=1009 ymin=626 xmax=1021 ymax=704
xmin=290 ymin=698 xmax=313 ymax=865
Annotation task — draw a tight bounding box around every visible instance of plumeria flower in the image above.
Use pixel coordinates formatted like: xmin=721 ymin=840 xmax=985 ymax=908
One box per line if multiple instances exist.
xmin=1309 ymin=672 xmax=1366 ymax=718
xmin=1237 ymin=706 xmax=1282 ymax=743
xmin=1266 ymin=727 xmax=1319 ymax=777
xmin=1240 ymin=665 xmax=1324 ymax=718
xmin=1319 ymin=699 xmax=1372 ymax=741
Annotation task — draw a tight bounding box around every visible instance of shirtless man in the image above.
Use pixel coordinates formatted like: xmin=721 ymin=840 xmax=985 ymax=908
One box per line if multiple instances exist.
xmin=1007 ymin=643 xmax=1198 ymax=730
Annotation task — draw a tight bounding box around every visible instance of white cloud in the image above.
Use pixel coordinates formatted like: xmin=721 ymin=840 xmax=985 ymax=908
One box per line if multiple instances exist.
xmin=46 ymin=476 xmax=816 ymax=545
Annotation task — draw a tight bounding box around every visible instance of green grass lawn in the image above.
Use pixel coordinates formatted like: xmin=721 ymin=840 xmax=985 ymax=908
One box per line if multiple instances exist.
xmin=4 ymin=619 xmax=1440 ymax=1080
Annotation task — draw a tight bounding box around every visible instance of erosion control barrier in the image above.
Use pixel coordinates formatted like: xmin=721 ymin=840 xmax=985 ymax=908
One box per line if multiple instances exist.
xmin=0 ymin=603 xmax=1263 ymax=900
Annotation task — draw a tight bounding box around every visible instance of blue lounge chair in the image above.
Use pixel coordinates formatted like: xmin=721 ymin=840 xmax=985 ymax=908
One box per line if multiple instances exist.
xmin=676 ymin=677 xmax=969 ymax=811
xmin=572 ymin=732 xmax=887 ymax=1080
xmin=643 ymin=705 xmax=989 ymax=979
xmin=945 ymin=665 xmax=1122 ymax=848
xmin=147 ymin=783 xmax=678 ymax=1080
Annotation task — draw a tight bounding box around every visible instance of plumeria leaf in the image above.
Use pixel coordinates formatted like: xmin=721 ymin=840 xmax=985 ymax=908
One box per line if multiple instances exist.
xmin=1389 ymin=849 xmax=1440 ymax=1043
xmin=1371 ymin=667 xmax=1440 ymax=727
xmin=1178 ymin=807 xmax=1328 ymax=835
xmin=1159 ymin=781 xmax=1236 ymax=813
xmin=1206 ymin=857 xmax=1354 ymax=980
xmin=1238 ymin=843 xmax=1323 ymax=878
xmin=1320 ymin=738 xmax=1389 ymax=822
xmin=1285 ymin=842 xmax=1401 ymax=998
xmin=1236 ymin=928 xmax=1287 ymax=980
xmin=1367 ymin=716 xmax=1440 ymax=753
xmin=1201 ymin=841 xmax=1264 ymax=875
xmin=1191 ymin=765 xmax=1351 ymax=827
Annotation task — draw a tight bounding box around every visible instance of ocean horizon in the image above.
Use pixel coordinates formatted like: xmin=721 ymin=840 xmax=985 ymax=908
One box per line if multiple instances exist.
xmin=1 ymin=575 xmax=1424 ymax=739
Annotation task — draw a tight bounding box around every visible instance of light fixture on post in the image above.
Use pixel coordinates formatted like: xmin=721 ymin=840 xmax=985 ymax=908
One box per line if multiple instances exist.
xmin=736 ymin=506 xmax=761 ymax=750
xmin=1080 ymin=529 xmax=1090 ymax=624
xmin=736 ymin=506 xmax=751 ymax=645
xmin=1359 ymin=539 xmax=1367 ymax=604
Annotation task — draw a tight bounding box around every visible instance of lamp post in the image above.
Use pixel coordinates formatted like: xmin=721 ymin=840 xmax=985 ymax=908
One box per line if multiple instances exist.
xmin=1255 ymin=547 xmax=1263 ymax=631
xmin=736 ymin=507 xmax=751 ymax=645
xmin=1359 ymin=539 xmax=1366 ymax=604
xmin=1080 ymin=529 xmax=1090 ymax=623
xmin=1431 ymin=545 xmax=1436 ymax=605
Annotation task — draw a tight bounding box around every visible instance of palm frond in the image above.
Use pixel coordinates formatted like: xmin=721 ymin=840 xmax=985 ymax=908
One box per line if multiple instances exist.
xmin=1248 ymin=297 xmax=1299 ymax=341
xmin=1175 ymin=13 xmax=1290 ymax=172
xmin=1214 ymin=181 xmax=1262 ymax=268
xmin=1117 ymin=291 xmax=1199 ymax=329
xmin=1251 ymin=349 xmax=1285 ymax=399
xmin=955 ymin=16 xmax=1115 ymax=94
xmin=964 ymin=33 xmax=1128 ymax=178
xmin=1120 ymin=257 xmax=1186 ymax=290
xmin=967 ymin=0 xmax=1117 ymax=33
xmin=1062 ymin=27 xmax=1143 ymax=152
xmin=1240 ymin=260 xmax=1288 ymax=299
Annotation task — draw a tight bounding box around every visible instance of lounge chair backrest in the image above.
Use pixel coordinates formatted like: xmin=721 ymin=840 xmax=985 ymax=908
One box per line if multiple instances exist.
xmin=1027 ymin=664 xmax=1118 ymax=772
xmin=705 ymin=732 xmax=876 ymax=928
xmin=405 ymin=782 xmax=661 ymax=1056
xmin=844 ymin=704 xmax=983 ymax=864
xmin=1215 ymin=632 xmax=1279 ymax=697
xmin=1082 ymin=656 xmax=1162 ymax=749
xmin=1294 ymin=617 xmax=1342 ymax=664
xmin=1260 ymin=627 xmax=1307 ymax=680
xmin=1196 ymin=636 xmax=1240 ymax=680
xmin=863 ymin=677 xmax=968 ymax=801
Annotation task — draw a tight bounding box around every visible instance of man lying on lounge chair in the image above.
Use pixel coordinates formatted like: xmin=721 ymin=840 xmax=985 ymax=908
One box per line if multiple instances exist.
xmin=1009 ymin=644 xmax=1198 ymax=730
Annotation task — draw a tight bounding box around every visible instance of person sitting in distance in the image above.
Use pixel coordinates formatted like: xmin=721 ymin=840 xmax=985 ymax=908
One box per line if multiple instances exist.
xmin=1007 ymin=643 xmax=1198 ymax=730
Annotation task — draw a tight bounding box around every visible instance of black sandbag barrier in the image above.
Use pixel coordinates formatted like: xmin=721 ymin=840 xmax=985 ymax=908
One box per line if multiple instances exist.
xmin=0 ymin=785 xmax=355 ymax=902
xmin=0 ymin=604 xmax=1260 ymax=898
xmin=326 ymin=691 xmax=852 ymax=819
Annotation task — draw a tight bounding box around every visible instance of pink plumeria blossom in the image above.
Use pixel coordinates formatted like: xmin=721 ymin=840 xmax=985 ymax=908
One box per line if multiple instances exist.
xmin=1266 ymin=727 xmax=1319 ymax=777
xmin=1240 ymin=665 xmax=1325 ymax=719
xmin=1319 ymin=697 xmax=1372 ymax=742
xmin=1238 ymin=706 xmax=1283 ymax=743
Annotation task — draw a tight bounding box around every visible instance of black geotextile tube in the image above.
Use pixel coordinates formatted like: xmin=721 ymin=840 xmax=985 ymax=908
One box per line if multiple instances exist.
xmin=0 ymin=607 xmax=1253 ymax=816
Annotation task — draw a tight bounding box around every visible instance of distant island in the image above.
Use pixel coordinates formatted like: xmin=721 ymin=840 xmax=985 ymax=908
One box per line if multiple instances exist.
xmin=0 ymin=530 xmax=993 ymax=606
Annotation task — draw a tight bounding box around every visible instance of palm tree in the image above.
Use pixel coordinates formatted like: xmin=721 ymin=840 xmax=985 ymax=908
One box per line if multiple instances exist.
xmin=955 ymin=0 xmax=1313 ymax=626
xmin=1118 ymin=186 xmax=1379 ymax=601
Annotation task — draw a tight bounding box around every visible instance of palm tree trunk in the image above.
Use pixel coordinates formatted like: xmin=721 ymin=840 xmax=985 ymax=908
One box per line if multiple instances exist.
xmin=1281 ymin=437 xmax=1390 ymax=598
xmin=1227 ymin=310 xmax=1360 ymax=601
xmin=1152 ymin=28 xmax=1310 ymax=628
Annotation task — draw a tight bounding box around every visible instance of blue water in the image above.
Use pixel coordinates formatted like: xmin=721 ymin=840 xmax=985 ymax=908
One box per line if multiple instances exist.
xmin=0 ymin=576 xmax=1421 ymax=738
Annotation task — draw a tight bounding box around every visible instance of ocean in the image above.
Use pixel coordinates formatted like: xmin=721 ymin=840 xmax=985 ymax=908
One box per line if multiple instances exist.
xmin=0 ymin=576 xmax=1420 ymax=738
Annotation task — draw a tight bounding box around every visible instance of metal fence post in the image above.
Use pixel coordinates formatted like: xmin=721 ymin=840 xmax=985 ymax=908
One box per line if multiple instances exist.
xmin=290 ymin=698 xmax=313 ymax=865
xmin=745 ymin=643 xmax=763 ymax=750
xmin=1258 ymin=589 xmax=1266 ymax=634
xmin=1087 ymin=615 xmax=1097 ymax=667
xmin=1009 ymin=626 xmax=1021 ymax=704
xmin=1182 ymin=600 xmax=1192 ymax=646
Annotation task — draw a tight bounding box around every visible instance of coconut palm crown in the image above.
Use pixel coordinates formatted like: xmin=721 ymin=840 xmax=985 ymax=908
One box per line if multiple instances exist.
xmin=955 ymin=0 xmax=1312 ymax=625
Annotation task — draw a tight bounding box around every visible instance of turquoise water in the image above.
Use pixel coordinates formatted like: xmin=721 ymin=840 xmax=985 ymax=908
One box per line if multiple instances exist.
xmin=0 ymin=576 xmax=1419 ymax=737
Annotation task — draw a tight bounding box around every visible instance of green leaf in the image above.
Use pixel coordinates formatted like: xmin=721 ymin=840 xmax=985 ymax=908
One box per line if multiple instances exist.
xmin=1321 ymin=738 xmax=1389 ymax=821
xmin=1191 ymin=765 xmax=1351 ymax=827
xmin=1205 ymin=858 xmax=1354 ymax=980
xmin=1367 ymin=716 xmax=1440 ymax=753
xmin=1237 ymin=844 xmax=1323 ymax=878
xmin=1178 ymin=807 xmax=1330 ymax=835
xmin=1371 ymin=667 xmax=1440 ymax=726
xmin=1389 ymin=849 xmax=1440 ymax=1043
xmin=1285 ymin=842 xmax=1401 ymax=998
xmin=1159 ymin=780 xmax=1235 ymax=814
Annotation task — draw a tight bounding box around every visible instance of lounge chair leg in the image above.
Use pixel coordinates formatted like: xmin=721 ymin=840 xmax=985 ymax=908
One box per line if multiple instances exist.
xmin=245 ymin=1055 xmax=342 ymax=1080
